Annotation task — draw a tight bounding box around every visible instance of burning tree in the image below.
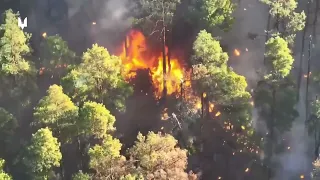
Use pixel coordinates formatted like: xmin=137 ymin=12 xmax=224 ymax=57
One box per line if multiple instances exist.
xmin=132 ymin=0 xmax=181 ymax=99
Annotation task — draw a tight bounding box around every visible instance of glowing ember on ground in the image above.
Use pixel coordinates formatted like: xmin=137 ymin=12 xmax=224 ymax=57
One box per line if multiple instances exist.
xmin=209 ymin=102 xmax=214 ymax=112
xmin=119 ymin=30 xmax=186 ymax=98
xmin=234 ymin=49 xmax=240 ymax=56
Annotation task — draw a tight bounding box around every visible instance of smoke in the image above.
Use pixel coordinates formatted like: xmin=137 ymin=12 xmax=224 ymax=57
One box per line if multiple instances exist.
xmin=97 ymin=0 xmax=133 ymax=31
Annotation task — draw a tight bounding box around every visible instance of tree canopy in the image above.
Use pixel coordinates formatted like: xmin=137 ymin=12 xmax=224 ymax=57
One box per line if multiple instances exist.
xmin=79 ymin=101 xmax=115 ymax=139
xmin=0 ymin=9 xmax=33 ymax=75
xmin=128 ymin=132 xmax=189 ymax=179
xmin=62 ymin=44 xmax=133 ymax=111
xmin=265 ymin=36 xmax=294 ymax=78
xmin=22 ymin=128 xmax=62 ymax=179
xmin=0 ymin=159 xmax=12 ymax=180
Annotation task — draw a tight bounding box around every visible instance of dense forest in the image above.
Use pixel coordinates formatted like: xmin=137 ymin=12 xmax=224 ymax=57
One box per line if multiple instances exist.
xmin=0 ymin=0 xmax=320 ymax=179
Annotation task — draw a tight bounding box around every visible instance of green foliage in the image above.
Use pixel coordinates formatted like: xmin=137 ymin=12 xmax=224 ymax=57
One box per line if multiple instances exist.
xmin=312 ymin=100 xmax=320 ymax=118
xmin=185 ymin=0 xmax=235 ymax=31
xmin=72 ymin=171 xmax=91 ymax=180
xmin=88 ymin=135 xmax=122 ymax=166
xmin=255 ymin=82 xmax=298 ymax=132
xmin=192 ymin=64 xmax=250 ymax=104
xmin=88 ymin=135 xmax=129 ymax=179
xmin=79 ymin=101 xmax=115 ymax=139
xmin=0 ymin=9 xmax=33 ymax=75
xmin=133 ymin=0 xmax=181 ymax=29
xmin=34 ymin=85 xmax=78 ymax=125
xmin=286 ymin=11 xmax=306 ymax=33
xmin=39 ymin=35 xmax=76 ymax=74
xmin=261 ymin=0 xmax=297 ymax=18
xmin=128 ymin=132 xmax=189 ymax=179
xmin=0 ymin=108 xmax=18 ymax=154
xmin=265 ymin=36 xmax=294 ymax=78
xmin=22 ymin=128 xmax=62 ymax=180
xmin=33 ymin=85 xmax=78 ymax=143
xmin=120 ymin=173 xmax=144 ymax=180
xmin=62 ymin=44 xmax=132 ymax=111
xmin=0 ymin=159 xmax=12 ymax=180
xmin=201 ymin=0 xmax=235 ymax=30
xmin=192 ymin=30 xmax=228 ymax=68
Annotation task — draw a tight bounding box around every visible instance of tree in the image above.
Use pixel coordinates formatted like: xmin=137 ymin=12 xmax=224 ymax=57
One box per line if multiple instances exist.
xmin=88 ymin=135 xmax=130 ymax=179
xmin=191 ymin=30 xmax=228 ymax=68
xmin=0 ymin=9 xmax=33 ymax=76
xmin=79 ymin=101 xmax=115 ymax=139
xmin=254 ymin=36 xmax=296 ymax=179
xmin=0 ymin=9 xmax=36 ymax=105
xmin=0 ymin=159 xmax=12 ymax=180
xmin=133 ymin=0 xmax=181 ymax=98
xmin=22 ymin=128 xmax=62 ymax=180
xmin=260 ymin=0 xmax=305 ymax=44
xmin=128 ymin=132 xmax=189 ymax=179
xmin=265 ymin=36 xmax=294 ymax=78
xmin=39 ymin=35 xmax=76 ymax=77
xmin=62 ymin=44 xmax=132 ymax=112
xmin=307 ymin=100 xmax=320 ymax=159
xmin=261 ymin=0 xmax=297 ymax=18
xmin=33 ymin=85 xmax=78 ymax=143
xmin=191 ymin=30 xmax=250 ymax=110
xmin=72 ymin=171 xmax=91 ymax=180
xmin=188 ymin=0 xmax=235 ymax=31
xmin=0 ymin=107 xmax=18 ymax=158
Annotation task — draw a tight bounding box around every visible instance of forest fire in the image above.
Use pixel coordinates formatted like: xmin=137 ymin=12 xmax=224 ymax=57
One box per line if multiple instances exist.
xmin=119 ymin=30 xmax=186 ymax=98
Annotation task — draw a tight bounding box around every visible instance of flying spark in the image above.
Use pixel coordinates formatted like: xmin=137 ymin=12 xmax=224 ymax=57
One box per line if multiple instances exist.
xmin=42 ymin=32 xmax=47 ymax=38
xmin=300 ymin=175 xmax=304 ymax=179
xmin=234 ymin=49 xmax=240 ymax=56
xmin=215 ymin=111 xmax=221 ymax=117
xmin=92 ymin=22 xmax=96 ymax=25
xmin=245 ymin=168 xmax=249 ymax=172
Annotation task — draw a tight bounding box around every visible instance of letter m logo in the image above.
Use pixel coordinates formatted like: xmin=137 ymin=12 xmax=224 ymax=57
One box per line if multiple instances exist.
xmin=18 ymin=17 xmax=27 ymax=30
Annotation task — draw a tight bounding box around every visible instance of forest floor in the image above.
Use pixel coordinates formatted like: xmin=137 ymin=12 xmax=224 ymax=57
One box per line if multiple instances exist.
xmin=217 ymin=0 xmax=317 ymax=179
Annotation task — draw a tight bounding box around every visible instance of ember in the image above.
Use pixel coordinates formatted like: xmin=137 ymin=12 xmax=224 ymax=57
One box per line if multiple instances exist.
xmin=119 ymin=30 xmax=186 ymax=98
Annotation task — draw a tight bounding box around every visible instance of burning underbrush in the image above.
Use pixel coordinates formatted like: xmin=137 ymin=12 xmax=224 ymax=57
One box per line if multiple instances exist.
xmin=118 ymin=29 xmax=188 ymax=98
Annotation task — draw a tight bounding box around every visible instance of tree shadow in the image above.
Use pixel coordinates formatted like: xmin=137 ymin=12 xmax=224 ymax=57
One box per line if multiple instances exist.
xmin=115 ymin=69 xmax=162 ymax=148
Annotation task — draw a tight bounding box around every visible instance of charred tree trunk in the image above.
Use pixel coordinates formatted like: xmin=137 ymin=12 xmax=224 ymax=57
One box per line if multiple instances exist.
xmin=264 ymin=9 xmax=271 ymax=65
xmin=201 ymin=92 xmax=204 ymax=119
xmin=167 ymin=28 xmax=172 ymax=73
xmin=162 ymin=26 xmax=167 ymax=99
xmin=125 ymin=35 xmax=129 ymax=58
xmin=306 ymin=35 xmax=312 ymax=122
xmin=297 ymin=0 xmax=311 ymax=100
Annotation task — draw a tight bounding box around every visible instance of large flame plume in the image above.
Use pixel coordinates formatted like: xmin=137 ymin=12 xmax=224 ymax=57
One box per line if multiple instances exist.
xmin=119 ymin=30 xmax=185 ymax=98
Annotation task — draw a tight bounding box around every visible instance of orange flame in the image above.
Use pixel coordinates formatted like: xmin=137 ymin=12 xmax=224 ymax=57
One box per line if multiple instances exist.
xmin=234 ymin=49 xmax=240 ymax=56
xmin=119 ymin=30 xmax=185 ymax=98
